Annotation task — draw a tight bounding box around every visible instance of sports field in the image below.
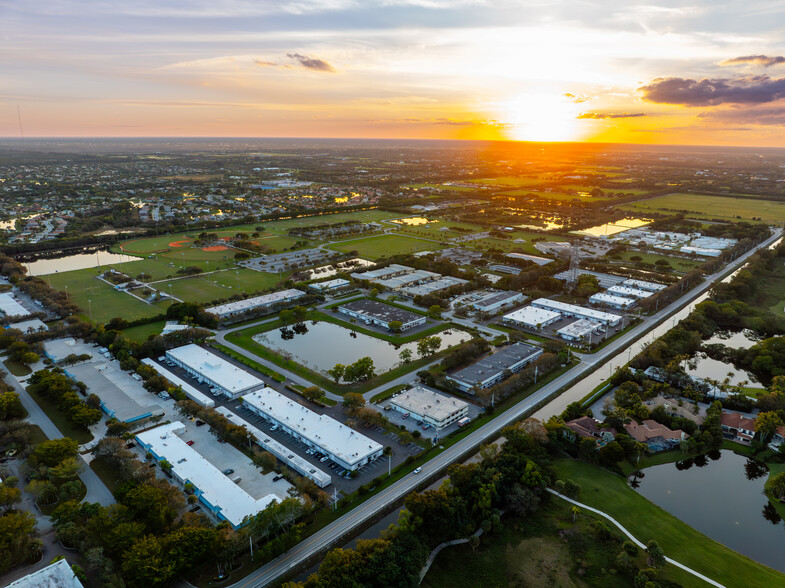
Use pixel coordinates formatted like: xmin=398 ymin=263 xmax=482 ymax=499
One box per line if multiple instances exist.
xmin=619 ymin=193 xmax=785 ymax=223
xmin=328 ymin=234 xmax=442 ymax=259
xmin=153 ymin=268 xmax=289 ymax=304
xmin=391 ymin=220 xmax=483 ymax=241
xmin=614 ymin=250 xmax=703 ymax=271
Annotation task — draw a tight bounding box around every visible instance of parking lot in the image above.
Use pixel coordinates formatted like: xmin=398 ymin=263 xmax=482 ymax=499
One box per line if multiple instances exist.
xmin=376 ymin=390 xmax=483 ymax=441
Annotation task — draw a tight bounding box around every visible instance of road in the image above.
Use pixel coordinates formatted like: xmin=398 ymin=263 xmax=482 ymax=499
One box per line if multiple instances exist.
xmin=5 ymin=374 xmax=115 ymax=506
xmin=231 ymin=228 xmax=781 ymax=587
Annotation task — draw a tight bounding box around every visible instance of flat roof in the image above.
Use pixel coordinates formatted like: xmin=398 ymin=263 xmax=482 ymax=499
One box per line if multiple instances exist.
xmin=137 ymin=422 xmax=278 ymax=527
xmin=503 ymin=306 xmax=561 ymax=326
xmin=622 ymin=278 xmax=666 ymax=292
xmin=339 ymin=299 xmax=422 ymax=325
xmin=351 ymin=263 xmax=413 ymax=280
xmin=66 ymin=362 xmax=163 ymax=423
xmin=473 ymin=291 xmax=523 ymax=309
xmin=506 ymin=252 xmax=553 ymax=266
xmin=590 ymin=292 xmax=636 ymax=307
xmin=8 ymin=318 xmax=48 ymax=332
xmin=450 ymin=342 xmax=542 ymax=386
xmin=0 ymin=292 xmax=31 ymax=319
xmin=215 ymin=407 xmax=331 ymax=487
xmin=141 ymin=359 xmax=214 ymax=408
xmin=6 ymin=559 xmax=82 ymax=588
xmin=606 ymin=285 xmax=653 ymax=299
xmin=206 ymin=289 xmax=305 ymax=316
xmin=532 ymin=298 xmax=622 ymax=322
xmin=166 ymin=344 xmax=264 ymax=394
xmin=310 ymin=278 xmax=350 ymax=290
xmin=557 ymin=319 xmax=600 ymax=338
xmin=390 ymin=386 xmax=468 ymax=422
xmin=241 ymin=388 xmax=382 ymax=467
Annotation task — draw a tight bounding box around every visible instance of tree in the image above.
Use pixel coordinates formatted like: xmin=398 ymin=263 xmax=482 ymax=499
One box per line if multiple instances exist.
xmin=342 ymin=392 xmax=366 ymax=414
xmin=279 ymin=309 xmax=295 ymax=325
xmin=755 ymin=411 xmax=783 ymax=443
xmin=328 ymin=363 xmax=345 ymax=384
xmin=301 ymin=386 xmax=323 ymax=403
xmin=344 ymin=357 xmax=375 ymax=382
xmin=0 ymin=511 xmax=37 ymax=573
xmin=417 ymin=336 xmax=442 ymax=359
xmin=399 ymin=348 xmax=413 ymax=364
xmin=646 ymin=539 xmax=666 ymax=568
xmin=32 ymin=438 xmax=79 ymax=467
xmin=49 ymin=457 xmax=83 ymax=482
xmin=0 ymin=390 xmax=25 ymax=420
xmin=0 ymin=485 xmax=21 ymax=511
xmin=428 ymin=305 xmax=442 ymax=319
xmin=770 ymin=472 xmax=785 ymax=501
xmin=388 ymin=320 xmax=403 ymax=333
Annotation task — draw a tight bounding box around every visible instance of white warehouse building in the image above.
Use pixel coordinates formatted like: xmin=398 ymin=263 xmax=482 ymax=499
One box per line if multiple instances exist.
xmin=141 ymin=359 xmax=215 ymax=408
xmin=205 ymin=289 xmax=306 ymax=319
xmin=557 ymin=319 xmax=602 ymax=342
xmin=531 ymin=298 xmax=622 ymax=326
xmin=165 ymin=344 xmax=264 ymax=399
xmin=589 ymin=292 xmax=636 ymax=310
xmin=606 ymin=285 xmax=653 ymax=299
xmin=622 ymin=279 xmax=667 ymax=292
xmin=241 ymin=388 xmax=383 ymax=471
xmin=503 ymin=306 xmax=561 ymax=330
xmin=389 ymin=387 xmax=469 ymax=430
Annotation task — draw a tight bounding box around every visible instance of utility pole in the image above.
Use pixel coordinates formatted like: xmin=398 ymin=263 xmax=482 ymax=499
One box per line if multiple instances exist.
xmin=388 ymin=454 xmax=391 ymax=477
xmin=249 ymin=534 xmax=254 ymax=559
xmin=333 ymin=486 xmax=339 ymax=511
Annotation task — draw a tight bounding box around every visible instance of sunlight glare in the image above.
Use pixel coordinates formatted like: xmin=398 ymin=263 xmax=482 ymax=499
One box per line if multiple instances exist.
xmin=502 ymin=93 xmax=583 ymax=142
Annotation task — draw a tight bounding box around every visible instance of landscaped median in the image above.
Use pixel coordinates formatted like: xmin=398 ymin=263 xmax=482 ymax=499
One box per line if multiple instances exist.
xmin=222 ymin=310 xmax=471 ymax=395
xmin=554 ymin=458 xmax=785 ymax=588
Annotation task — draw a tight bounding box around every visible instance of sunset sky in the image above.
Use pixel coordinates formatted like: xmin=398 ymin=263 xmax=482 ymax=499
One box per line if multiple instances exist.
xmin=3 ymin=1 xmax=785 ymax=145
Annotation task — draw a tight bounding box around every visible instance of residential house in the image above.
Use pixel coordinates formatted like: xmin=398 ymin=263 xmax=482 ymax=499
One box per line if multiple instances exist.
xmin=721 ymin=412 xmax=756 ymax=443
xmin=564 ymin=416 xmax=616 ymax=446
xmin=624 ymin=419 xmax=686 ymax=452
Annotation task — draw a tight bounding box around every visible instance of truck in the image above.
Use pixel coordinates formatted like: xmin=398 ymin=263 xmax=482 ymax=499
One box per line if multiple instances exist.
xmin=457 ymin=417 xmax=471 ymax=428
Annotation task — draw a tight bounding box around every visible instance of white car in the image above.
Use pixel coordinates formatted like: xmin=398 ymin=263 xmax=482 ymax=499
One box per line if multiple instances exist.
xmin=413 ymin=467 xmax=422 ymax=474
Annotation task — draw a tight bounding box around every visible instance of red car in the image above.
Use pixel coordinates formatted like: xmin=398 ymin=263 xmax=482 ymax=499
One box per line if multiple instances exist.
xmin=186 ymin=440 xmax=195 ymax=446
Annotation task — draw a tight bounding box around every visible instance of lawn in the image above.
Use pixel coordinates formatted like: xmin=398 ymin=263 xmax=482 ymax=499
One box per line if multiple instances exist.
xmin=619 ymin=193 xmax=785 ymax=223
xmin=259 ymin=209 xmax=400 ymax=232
xmin=392 ymin=220 xmax=483 ymax=241
xmin=48 ymin=268 xmax=163 ymax=323
xmin=26 ymin=386 xmax=94 ymax=444
xmin=3 ymin=359 xmax=31 ymax=377
xmin=328 ymin=234 xmax=443 ymax=259
xmin=554 ymin=458 xmax=785 ymax=588
xmin=122 ymin=320 xmax=167 ymax=343
xmin=612 ymin=250 xmax=703 ymax=272
xmin=155 ymin=268 xmax=289 ymax=304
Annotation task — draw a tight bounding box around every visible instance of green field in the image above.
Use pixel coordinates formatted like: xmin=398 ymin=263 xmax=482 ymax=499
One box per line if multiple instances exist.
xmin=26 ymin=386 xmax=94 ymax=445
xmin=122 ymin=320 xmax=167 ymax=343
xmin=328 ymin=234 xmax=442 ymax=259
xmin=257 ymin=209 xmax=400 ymax=232
xmin=613 ymin=250 xmax=703 ymax=272
xmin=472 ymin=176 xmax=545 ymax=187
xmin=619 ymin=193 xmax=785 ymax=223
xmin=48 ymin=268 xmax=163 ymax=323
xmin=554 ymin=458 xmax=785 ymax=588
xmin=391 ymin=220 xmax=483 ymax=241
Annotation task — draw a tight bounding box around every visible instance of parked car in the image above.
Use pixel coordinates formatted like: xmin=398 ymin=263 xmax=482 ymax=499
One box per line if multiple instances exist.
xmin=319 ymin=456 xmax=328 ymax=463
xmin=195 ymin=420 xmax=206 ymax=427
xmin=272 ymin=475 xmax=284 ymax=482
xmin=270 ymin=424 xmax=278 ymax=431
xmin=222 ymin=468 xmax=234 ymax=476
xmin=186 ymin=440 xmax=195 ymax=446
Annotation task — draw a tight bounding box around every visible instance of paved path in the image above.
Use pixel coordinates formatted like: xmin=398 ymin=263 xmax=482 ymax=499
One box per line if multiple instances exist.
xmin=5 ymin=374 xmax=115 ymax=506
xmin=225 ymin=228 xmax=782 ymax=588
xmin=547 ymin=489 xmax=725 ymax=588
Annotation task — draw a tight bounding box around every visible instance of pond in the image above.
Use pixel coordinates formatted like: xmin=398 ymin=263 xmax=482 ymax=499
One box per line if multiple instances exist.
xmin=391 ymin=217 xmax=438 ymax=226
xmin=253 ymin=320 xmax=470 ymax=375
xmin=23 ymin=250 xmax=140 ymax=276
xmin=704 ymin=330 xmax=761 ymax=350
xmin=572 ymin=217 xmax=652 ymax=237
xmin=686 ymin=352 xmax=764 ymax=389
xmin=631 ymin=450 xmax=785 ymax=571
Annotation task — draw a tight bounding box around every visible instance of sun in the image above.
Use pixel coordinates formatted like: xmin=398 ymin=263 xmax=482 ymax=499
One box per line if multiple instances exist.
xmin=502 ymin=93 xmax=583 ymax=142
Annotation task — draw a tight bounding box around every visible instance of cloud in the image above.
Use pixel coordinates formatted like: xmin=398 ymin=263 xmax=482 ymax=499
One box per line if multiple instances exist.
xmin=253 ymin=60 xmax=279 ymax=68
xmin=286 ymin=53 xmax=336 ymax=72
xmin=640 ymin=75 xmax=785 ymax=106
xmin=563 ymin=93 xmax=591 ymax=103
xmin=576 ymin=112 xmax=646 ymax=119
xmin=698 ymin=105 xmax=785 ymax=126
xmin=719 ymin=55 xmax=785 ymax=67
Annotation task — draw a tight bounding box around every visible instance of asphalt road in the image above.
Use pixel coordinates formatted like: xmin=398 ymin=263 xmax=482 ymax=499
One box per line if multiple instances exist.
xmin=232 ymin=230 xmax=782 ymax=587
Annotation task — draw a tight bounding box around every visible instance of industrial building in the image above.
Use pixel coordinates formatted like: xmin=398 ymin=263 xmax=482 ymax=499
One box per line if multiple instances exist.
xmin=216 ymin=407 xmax=331 ymax=488
xmin=503 ymin=306 xmax=561 ymax=330
xmin=471 ymin=291 xmax=526 ymax=313
xmin=338 ymin=299 xmax=426 ymax=331
xmin=680 ymin=246 xmax=722 ymax=257
xmin=622 ymin=279 xmax=667 ymax=292
xmin=448 ymin=342 xmax=543 ymax=393
xmin=488 ymin=264 xmax=521 ymax=275
xmin=66 ymin=361 xmax=164 ymax=424
xmin=531 ymin=298 xmax=622 ymax=326
xmin=166 ymin=344 xmax=265 ymax=399
xmin=399 ymin=276 xmax=469 ymax=297
xmin=0 ymin=292 xmax=31 ymax=319
xmin=557 ymin=319 xmax=602 ymax=342
xmin=553 ymin=269 xmax=626 ymax=288
xmin=8 ymin=318 xmax=47 ymax=333
xmin=309 ymin=278 xmax=350 ymax=292
xmin=506 ymin=252 xmax=553 ymax=266
xmin=374 ymin=269 xmax=441 ymax=291
xmin=389 ymin=386 xmax=469 ymax=430
xmin=350 ymin=263 xmax=413 ymax=281
xmin=241 ymin=388 xmax=383 ymax=471
xmin=589 ymin=292 xmax=636 ymax=309
xmin=205 ymin=289 xmax=306 ymax=319
xmin=6 ymin=559 xmax=83 ymax=588
xmin=136 ymin=422 xmax=278 ymax=528
xmin=141 ymin=359 xmax=215 ymax=408
xmin=607 ymin=285 xmax=653 ymax=299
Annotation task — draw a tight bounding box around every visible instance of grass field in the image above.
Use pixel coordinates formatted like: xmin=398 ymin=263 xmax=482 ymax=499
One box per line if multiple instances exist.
xmin=613 ymin=250 xmax=703 ymax=271
xmin=472 ymin=176 xmax=545 ymax=187
xmin=26 ymin=387 xmax=94 ymax=445
xmin=619 ymin=193 xmax=785 ymax=223
xmin=391 ymin=220 xmax=483 ymax=241
xmin=554 ymin=458 xmax=785 ymax=588
xmin=48 ymin=268 xmax=163 ymax=323
xmin=328 ymin=234 xmax=442 ymax=259
xmin=122 ymin=320 xmax=167 ymax=343
xmin=258 ymin=209 xmax=400 ymax=232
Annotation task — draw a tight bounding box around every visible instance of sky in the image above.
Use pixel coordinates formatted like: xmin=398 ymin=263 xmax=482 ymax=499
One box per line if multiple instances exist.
xmin=2 ymin=1 xmax=785 ymax=145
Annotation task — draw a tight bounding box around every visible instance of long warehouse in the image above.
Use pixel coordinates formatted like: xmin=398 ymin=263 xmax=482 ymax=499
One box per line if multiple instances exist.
xmin=241 ymin=388 xmax=383 ymax=471
xmin=205 ymin=289 xmax=306 ymax=320
xmin=216 ymin=407 xmax=331 ymax=488
xmin=165 ymin=344 xmax=264 ymax=399
xmin=141 ymin=358 xmax=215 ymax=408
xmin=531 ymin=298 xmax=622 ymax=326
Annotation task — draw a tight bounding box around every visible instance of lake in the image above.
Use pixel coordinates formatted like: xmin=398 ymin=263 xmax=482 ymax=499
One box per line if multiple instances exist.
xmin=391 ymin=217 xmax=438 ymax=226
xmin=686 ymin=352 xmax=764 ymax=389
xmin=572 ymin=217 xmax=652 ymax=237
xmin=704 ymin=330 xmax=761 ymax=349
xmin=23 ymin=249 xmax=140 ymax=276
xmin=253 ymin=321 xmax=470 ymax=374
xmin=632 ymin=450 xmax=785 ymax=571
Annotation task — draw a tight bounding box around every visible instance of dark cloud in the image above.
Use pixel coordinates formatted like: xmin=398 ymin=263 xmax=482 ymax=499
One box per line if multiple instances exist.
xmin=720 ymin=55 xmax=785 ymax=67
xmin=640 ymin=75 xmax=785 ymax=106
xmin=563 ymin=93 xmax=591 ymax=103
xmin=286 ymin=53 xmax=335 ymax=72
xmin=576 ymin=112 xmax=646 ymax=119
